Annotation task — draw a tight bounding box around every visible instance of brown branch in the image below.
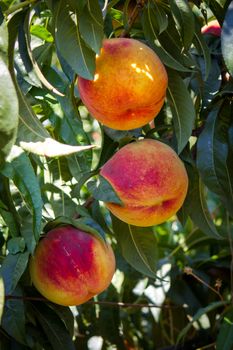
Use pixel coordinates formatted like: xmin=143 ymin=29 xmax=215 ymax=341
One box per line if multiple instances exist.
xmin=5 ymin=294 xmax=188 ymax=309
xmin=120 ymin=0 xmax=148 ymax=38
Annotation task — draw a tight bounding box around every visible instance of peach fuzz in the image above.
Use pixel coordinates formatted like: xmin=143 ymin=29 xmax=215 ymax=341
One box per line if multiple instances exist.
xmin=100 ymin=139 xmax=188 ymax=227
xmin=201 ymin=19 xmax=221 ymax=37
xmin=78 ymin=38 xmax=168 ymax=130
xmin=29 ymin=225 xmax=115 ymax=306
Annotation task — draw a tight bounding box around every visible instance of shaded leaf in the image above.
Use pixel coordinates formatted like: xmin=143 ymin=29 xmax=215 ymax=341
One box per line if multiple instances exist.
xmin=142 ymin=2 xmax=168 ymax=36
xmin=216 ymin=307 xmax=233 ymax=350
xmin=87 ymin=175 xmax=122 ymax=205
xmin=7 ymin=237 xmax=26 ymax=254
xmin=43 ymin=215 xmax=106 ymax=243
xmin=31 ymin=302 xmax=75 ymax=350
xmin=183 ymin=164 xmax=221 ymax=239
xmin=0 ymin=252 xmax=29 ymax=294
xmin=221 ymin=1 xmax=233 ymax=77
xmin=167 ymin=69 xmax=195 ymax=154
xmin=1 ymin=287 xmax=26 ymax=344
xmin=111 ymin=215 xmax=159 ymax=279
xmin=79 ymin=0 xmax=104 ymax=54
xmin=49 ymin=304 xmax=74 ymax=337
xmin=169 ymin=0 xmax=194 ymax=50
xmin=197 ymin=102 xmax=233 ymax=217
xmin=177 ymin=301 xmax=228 ymax=344
xmin=20 ymin=138 xmax=95 ymax=157
xmin=193 ymin=24 xmax=211 ymax=80
xmin=142 ymin=8 xmax=191 ymax=72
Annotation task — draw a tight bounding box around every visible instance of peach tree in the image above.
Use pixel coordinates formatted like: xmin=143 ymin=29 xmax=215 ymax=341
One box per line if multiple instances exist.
xmin=0 ymin=0 xmax=233 ymax=349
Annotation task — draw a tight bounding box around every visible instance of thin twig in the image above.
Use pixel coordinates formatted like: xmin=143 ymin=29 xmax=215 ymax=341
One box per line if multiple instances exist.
xmin=120 ymin=0 xmax=148 ymax=38
xmin=184 ymin=267 xmax=224 ymax=302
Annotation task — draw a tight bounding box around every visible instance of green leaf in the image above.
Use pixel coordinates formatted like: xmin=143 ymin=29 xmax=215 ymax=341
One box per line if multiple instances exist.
xmin=1 ymin=146 xmax=43 ymax=241
xmin=7 ymin=237 xmax=26 ymax=254
xmin=216 ymin=307 xmax=233 ymax=350
xmin=0 ymin=16 xmax=8 ymax=62
xmin=142 ymin=8 xmax=191 ymax=73
xmin=17 ymin=84 xmax=49 ymax=143
xmin=0 ymin=275 xmax=4 ymax=325
xmin=87 ymin=175 xmax=122 ymax=205
xmin=111 ymin=215 xmax=159 ymax=279
xmin=54 ymin=1 xmax=96 ymax=80
xmin=1 ymin=287 xmax=26 ymax=344
xmin=30 ymin=24 xmax=54 ymax=43
xmin=177 ymin=301 xmax=228 ymax=344
xmin=79 ymin=0 xmax=104 ymax=54
xmin=221 ymin=1 xmax=233 ymax=77
xmin=31 ymin=302 xmax=75 ymax=350
xmin=167 ymin=69 xmax=195 ymax=154
xmin=0 ymin=58 xmax=19 ymax=167
xmin=193 ymin=25 xmax=211 ymax=81
xmin=43 ymin=215 xmax=106 ymax=243
xmin=142 ymin=2 xmax=168 ymax=36
xmin=197 ymin=102 xmax=233 ymax=217
xmin=0 ymin=252 xmax=29 ymax=294
xmin=183 ymin=164 xmax=221 ymax=239
xmin=169 ymin=0 xmax=194 ymax=51
xmin=49 ymin=304 xmax=74 ymax=337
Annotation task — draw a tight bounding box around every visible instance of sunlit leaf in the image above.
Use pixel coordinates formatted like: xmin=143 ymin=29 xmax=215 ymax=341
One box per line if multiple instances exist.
xmin=20 ymin=138 xmax=95 ymax=157
xmin=54 ymin=1 xmax=96 ymax=80
xmin=0 ymin=57 xmax=18 ymax=167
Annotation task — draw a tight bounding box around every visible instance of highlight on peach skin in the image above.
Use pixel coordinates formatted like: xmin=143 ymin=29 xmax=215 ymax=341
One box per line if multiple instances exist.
xmin=78 ymin=38 xmax=168 ymax=131
xmin=30 ymin=225 xmax=116 ymax=306
xmin=100 ymin=139 xmax=188 ymax=227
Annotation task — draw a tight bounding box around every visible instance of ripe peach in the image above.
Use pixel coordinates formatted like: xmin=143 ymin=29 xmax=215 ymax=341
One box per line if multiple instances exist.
xmin=29 ymin=225 xmax=115 ymax=306
xmin=100 ymin=139 xmax=188 ymax=226
xmin=201 ymin=19 xmax=221 ymax=37
xmin=78 ymin=38 xmax=168 ymax=130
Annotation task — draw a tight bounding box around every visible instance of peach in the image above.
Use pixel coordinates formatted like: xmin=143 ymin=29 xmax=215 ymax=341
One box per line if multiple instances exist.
xmin=78 ymin=38 xmax=168 ymax=130
xmin=100 ymin=139 xmax=188 ymax=226
xmin=201 ymin=19 xmax=221 ymax=37
xmin=29 ymin=225 xmax=115 ymax=306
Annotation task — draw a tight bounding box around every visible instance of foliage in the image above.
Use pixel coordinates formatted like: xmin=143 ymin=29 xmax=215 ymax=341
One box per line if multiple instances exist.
xmin=0 ymin=0 xmax=233 ymax=349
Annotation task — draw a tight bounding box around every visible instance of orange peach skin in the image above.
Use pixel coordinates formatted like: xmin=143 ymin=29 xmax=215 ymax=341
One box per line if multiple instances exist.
xmin=78 ymin=38 xmax=168 ymax=130
xmin=100 ymin=139 xmax=188 ymax=226
xmin=30 ymin=226 xmax=115 ymax=306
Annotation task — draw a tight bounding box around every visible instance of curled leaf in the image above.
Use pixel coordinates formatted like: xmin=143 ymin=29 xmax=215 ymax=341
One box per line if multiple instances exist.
xmin=19 ymin=138 xmax=95 ymax=157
